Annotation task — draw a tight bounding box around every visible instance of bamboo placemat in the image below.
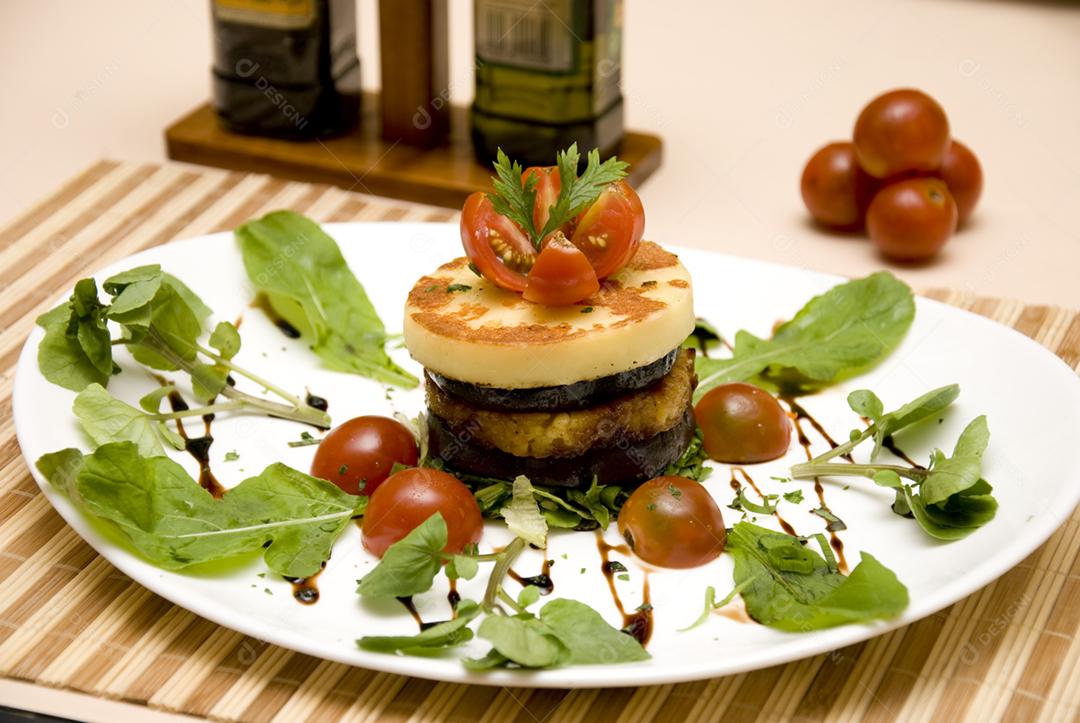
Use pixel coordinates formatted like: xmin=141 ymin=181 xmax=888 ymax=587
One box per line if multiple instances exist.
xmin=0 ymin=160 xmax=1078 ymax=723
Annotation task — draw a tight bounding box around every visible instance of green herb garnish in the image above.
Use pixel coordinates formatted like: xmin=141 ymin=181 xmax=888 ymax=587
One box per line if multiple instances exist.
xmin=446 ymin=283 xmax=472 ymax=293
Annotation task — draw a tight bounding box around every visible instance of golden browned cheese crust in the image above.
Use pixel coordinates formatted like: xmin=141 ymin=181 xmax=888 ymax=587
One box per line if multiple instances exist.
xmin=402 ymin=241 xmax=696 ymax=388
xmin=425 ymin=349 xmax=696 ymax=459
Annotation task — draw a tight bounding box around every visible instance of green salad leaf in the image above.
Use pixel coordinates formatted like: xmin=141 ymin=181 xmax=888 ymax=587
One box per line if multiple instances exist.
xmin=37 ymin=442 xmax=364 ymax=577
xmin=500 ymin=476 xmax=548 ymax=548
xmin=235 ymin=210 xmax=416 ymax=388
xmin=695 ymin=272 xmax=915 ymax=400
xmin=727 ymin=522 xmax=909 ymax=631
xmin=358 ymin=601 xmax=481 ymax=655
xmin=356 ymin=513 xmax=447 ymax=599
xmin=73 ymin=383 xmax=184 ymax=457
xmin=844 ymin=384 xmax=960 ymax=460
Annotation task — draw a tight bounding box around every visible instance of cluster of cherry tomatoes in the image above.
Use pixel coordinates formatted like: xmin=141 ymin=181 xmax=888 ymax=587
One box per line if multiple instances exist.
xmin=801 ymin=89 xmax=983 ymax=261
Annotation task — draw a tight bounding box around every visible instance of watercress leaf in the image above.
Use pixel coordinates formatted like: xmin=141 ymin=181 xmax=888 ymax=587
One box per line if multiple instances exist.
xmin=357 ymin=513 xmax=447 ymax=598
xmin=139 ymin=385 xmax=175 ymax=413
xmin=869 ymin=384 xmax=961 ymax=459
xmin=517 ymin=585 xmax=541 ymax=609
xmin=35 ymin=448 xmax=85 ymax=501
xmin=156 ymin=421 xmax=186 ymax=450
xmin=539 ymin=598 xmax=650 ymax=664
xmin=446 ymin=554 xmax=479 ymax=581
xmin=872 ymin=470 xmax=903 ymax=489
xmin=920 ymin=416 xmax=989 ymax=505
xmin=358 ymin=600 xmax=480 ymax=654
xmin=566 ymin=476 xmax=611 ymax=530
xmin=500 ymin=476 xmax=548 ymax=548
xmin=36 ymin=307 xmax=110 ymax=391
xmin=162 ymin=273 xmax=212 ymax=326
xmin=73 ymin=383 xmax=167 ymax=457
xmin=236 ymin=211 xmax=417 ymax=387
xmin=695 ymin=272 xmax=914 ymax=399
xmin=476 ymin=614 xmax=567 ymax=668
xmin=103 ymin=264 xmax=162 ymax=292
xmin=728 ymin=522 xmax=908 ymax=631
xmin=902 ymin=483 xmax=996 ymax=540
xmin=847 ymin=389 xmax=883 ymax=422
xmin=142 ymin=283 xmax=204 ymax=362
xmin=190 ymin=362 xmax=228 ymax=402
xmin=209 ymin=321 xmax=241 ymax=360
xmin=105 ymin=266 xmax=163 ymax=318
xmin=49 ymin=442 xmax=362 ymax=577
xmin=662 ymin=427 xmax=712 ymax=482
xmin=462 ymin=649 xmax=511 ymax=671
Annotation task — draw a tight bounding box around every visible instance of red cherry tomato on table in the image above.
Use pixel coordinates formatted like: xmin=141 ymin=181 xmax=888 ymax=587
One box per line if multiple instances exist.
xmin=867 ymin=178 xmax=958 ymax=261
xmin=695 ymin=383 xmax=792 ymax=464
xmin=569 ymin=180 xmax=645 ymax=278
xmin=310 ymin=415 xmax=418 ymax=496
xmin=460 ymin=192 xmax=536 ymax=292
xmin=853 ymin=89 xmax=951 ymax=178
xmin=800 ymin=142 xmax=878 ymax=230
xmin=522 ymin=235 xmax=600 ymax=305
xmin=937 ymin=140 xmax=983 ymax=224
xmin=361 ymin=468 xmax=483 ymax=558
xmin=617 ymin=476 xmax=726 ymax=569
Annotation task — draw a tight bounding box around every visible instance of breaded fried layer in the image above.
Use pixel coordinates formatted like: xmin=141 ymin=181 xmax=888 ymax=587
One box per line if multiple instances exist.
xmin=425 ymin=349 xmax=696 ymax=459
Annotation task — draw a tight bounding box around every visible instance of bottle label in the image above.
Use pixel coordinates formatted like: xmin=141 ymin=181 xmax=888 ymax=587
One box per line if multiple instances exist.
xmin=213 ymin=0 xmax=316 ymax=30
xmin=475 ymin=0 xmax=575 ymax=72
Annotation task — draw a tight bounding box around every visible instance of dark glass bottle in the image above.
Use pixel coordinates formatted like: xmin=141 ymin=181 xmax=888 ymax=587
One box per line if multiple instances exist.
xmin=471 ymin=0 xmax=625 ymax=166
xmin=211 ymin=0 xmax=360 ymax=139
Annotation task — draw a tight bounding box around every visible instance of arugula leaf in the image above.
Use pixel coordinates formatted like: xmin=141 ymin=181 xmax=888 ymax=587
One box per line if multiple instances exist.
xmin=727 ymin=522 xmax=908 ymax=631
xmin=236 ymin=211 xmax=417 ymax=388
xmin=358 ymin=600 xmax=480 ymax=654
xmin=500 ymin=476 xmax=549 ymax=548
xmin=73 ymin=383 xmax=182 ymax=457
xmin=488 ymin=149 xmax=539 ymax=243
xmin=695 ymin=272 xmax=915 ymax=400
xmin=847 ymin=384 xmax=960 ymax=460
xmin=37 ymin=442 xmax=364 ymax=577
xmin=681 ymin=317 xmax=724 ymax=357
xmin=357 ymin=513 xmax=447 ymax=598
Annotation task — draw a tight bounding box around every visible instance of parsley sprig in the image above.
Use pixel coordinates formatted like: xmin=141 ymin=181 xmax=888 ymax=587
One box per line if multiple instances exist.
xmin=488 ymin=144 xmax=629 ymax=250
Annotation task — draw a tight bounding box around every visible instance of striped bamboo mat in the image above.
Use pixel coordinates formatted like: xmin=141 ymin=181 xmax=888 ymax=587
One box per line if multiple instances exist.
xmin=1 ymin=160 xmax=1078 ymax=723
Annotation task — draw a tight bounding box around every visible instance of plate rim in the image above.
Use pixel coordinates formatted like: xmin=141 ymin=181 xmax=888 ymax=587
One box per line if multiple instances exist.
xmin=12 ymin=221 xmax=1080 ymax=688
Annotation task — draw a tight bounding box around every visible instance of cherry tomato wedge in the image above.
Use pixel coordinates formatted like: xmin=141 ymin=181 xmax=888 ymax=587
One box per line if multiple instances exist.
xmin=460 ymin=192 xmax=535 ymax=292
xmin=569 ymin=180 xmax=644 ymax=278
xmin=522 ymin=234 xmax=600 ymax=305
xmin=617 ymin=476 xmax=726 ymax=569
xmin=310 ymin=415 xmax=418 ymax=496
xmin=695 ymin=383 xmax=792 ymax=464
xmin=361 ymin=467 xmax=483 ymax=558
xmin=523 ymin=166 xmax=561 ymax=236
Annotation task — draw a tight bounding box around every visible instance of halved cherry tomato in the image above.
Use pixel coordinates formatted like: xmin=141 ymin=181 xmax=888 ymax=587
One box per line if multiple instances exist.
xmin=617 ymin=476 xmax=727 ymax=569
xmin=523 ymin=166 xmax=561 ymax=236
xmin=460 ymin=192 xmax=535 ymax=292
xmin=522 ymin=234 xmax=599 ymax=305
xmin=569 ymin=181 xmax=644 ymax=278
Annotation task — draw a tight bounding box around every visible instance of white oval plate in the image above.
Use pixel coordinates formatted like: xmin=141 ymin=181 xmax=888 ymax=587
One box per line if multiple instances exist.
xmin=13 ymin=223 xmax=1080 ymax=688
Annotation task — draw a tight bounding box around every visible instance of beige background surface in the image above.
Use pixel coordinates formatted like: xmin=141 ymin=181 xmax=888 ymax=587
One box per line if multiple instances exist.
xmin=2 ymin=0 xmax=1079 ymax=306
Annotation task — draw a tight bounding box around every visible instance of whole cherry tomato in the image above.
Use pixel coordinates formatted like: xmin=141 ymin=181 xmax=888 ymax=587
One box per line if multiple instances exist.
xmin=854 ymin=89 xmax=950 ymax=178
xmin=310 ymin=415 xmax=418 ymax=496
xmin=617 ymin=476 xmax=726 ymax=568
xmin=800 ymin=142 xmax=878 ymax=230
xmin=361 ymin=467 xmax=483 ymax=558
xmin=695 ymin=383 xmax=792 ymax=464
xmin=522 ymin=234 xmax=600 ymax=305
xmin=867 ymin=177 xmax=958 ymax=261
xmin=937 ymin=140 xmax=983 ymax=224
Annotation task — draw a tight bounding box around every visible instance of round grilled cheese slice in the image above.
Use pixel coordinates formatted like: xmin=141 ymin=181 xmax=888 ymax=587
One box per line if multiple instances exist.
xmin=403 ymin=241 xmax=694 ymax=388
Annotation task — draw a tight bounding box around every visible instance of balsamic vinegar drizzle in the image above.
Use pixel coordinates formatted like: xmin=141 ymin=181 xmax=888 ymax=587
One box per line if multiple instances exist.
xmin=883 ymin=436 xmax=924 ymax=468
xmin=596 ymin=534 xmax=653 ymax=646
xmin=304 ymin=392 xmax=329 ymax=412
xmin=251 ymin=293 xmax=301 ymax=339
xmin=785 ymin=397 xmax=849 ymax=573
xmin=508 ymin=558 xmax=555 ymax=595
xmin=396 ymin=579 xmax=464 ymax=631
xmin=165 ymin=390 xmax=226 ymax=499
xmin=284 ymin=561 xmax=325 ymax=605
xmin=730 ymin=467 xmax=798 ymax=536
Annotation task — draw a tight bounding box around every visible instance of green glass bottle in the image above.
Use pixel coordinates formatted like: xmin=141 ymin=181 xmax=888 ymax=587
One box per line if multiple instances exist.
xmin=471 ymin=0 xmax=625 ymax=167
